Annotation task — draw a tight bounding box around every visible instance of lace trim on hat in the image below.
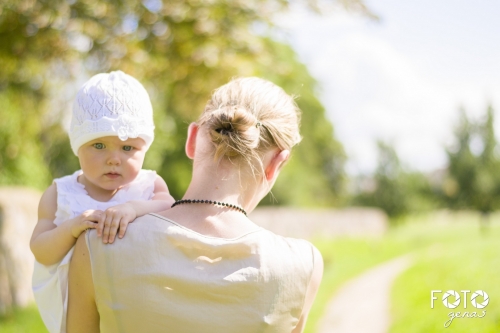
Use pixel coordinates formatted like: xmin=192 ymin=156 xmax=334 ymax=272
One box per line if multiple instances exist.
xmin=71 ymin=116 xmax=154 ymax=141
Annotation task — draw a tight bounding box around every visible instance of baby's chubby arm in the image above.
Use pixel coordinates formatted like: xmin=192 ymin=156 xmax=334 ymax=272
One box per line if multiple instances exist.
xmin=97 ymin=175 xmax=175 ymax=244
xmin=30 ymin=184 xmax=102 ymax=266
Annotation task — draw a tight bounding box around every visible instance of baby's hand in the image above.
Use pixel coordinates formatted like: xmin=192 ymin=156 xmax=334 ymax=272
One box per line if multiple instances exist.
xmin=98 ymin=203 xmax=137 ymax=244
xmin=71 ymin=210 xmax=102 ymax=238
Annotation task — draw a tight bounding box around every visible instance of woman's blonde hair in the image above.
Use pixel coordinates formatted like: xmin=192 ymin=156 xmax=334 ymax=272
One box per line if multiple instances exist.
xmin=197 ymin=77 xmax=301 ymax=174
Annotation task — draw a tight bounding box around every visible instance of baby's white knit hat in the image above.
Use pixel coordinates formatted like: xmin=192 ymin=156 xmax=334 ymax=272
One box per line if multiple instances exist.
xmin=69 ymin=71 xmax=155 ymax=155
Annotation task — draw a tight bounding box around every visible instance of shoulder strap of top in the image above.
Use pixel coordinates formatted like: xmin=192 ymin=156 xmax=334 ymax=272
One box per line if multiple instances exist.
xmin=53 ymin=170 xmax=85 ymax=223
xmin=112 ymin=169 xmax=157 ymax=202
xmin=53 ymin=170 xmax=84 ymax=194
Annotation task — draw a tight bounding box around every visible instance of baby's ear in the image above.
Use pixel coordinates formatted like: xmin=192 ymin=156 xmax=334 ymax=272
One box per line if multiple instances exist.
xmin=185 ymin=123 xmax=199 ymax=159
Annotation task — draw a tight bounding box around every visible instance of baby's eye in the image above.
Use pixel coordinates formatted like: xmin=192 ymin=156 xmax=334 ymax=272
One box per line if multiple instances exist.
xmin=123 ymin=146 xmax=133 ymax=151
xmin=93 ymin=143 xmax=105 ymax=149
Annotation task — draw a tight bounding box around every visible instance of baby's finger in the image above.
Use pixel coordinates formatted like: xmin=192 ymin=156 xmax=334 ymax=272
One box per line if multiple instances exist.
xmin=117 ymin=218 xmax=131 ymax=239
xmin=94 ymin=210 xmax=106 ymax=222
xmin=85 ymin=210 xmax=100 ymax=222
xmin=84 ymin=220 xmax=98 ymax=229
xmin=96 ymin=213 xmax=106 ymax=237
xmin=102 ymin=215 xmax=113 ymax=244
xmin=107 ymin=216 xmax=122 ymax=244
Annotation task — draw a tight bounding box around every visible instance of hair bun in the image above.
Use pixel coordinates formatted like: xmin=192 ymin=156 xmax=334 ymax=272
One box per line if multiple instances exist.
xmin=207 ymin=106 xmax=260 ymax=158
xmin=214 ymin=113 xmax=234 ymax=136
xmin=197 ymin=77 xmax=301 ymax=174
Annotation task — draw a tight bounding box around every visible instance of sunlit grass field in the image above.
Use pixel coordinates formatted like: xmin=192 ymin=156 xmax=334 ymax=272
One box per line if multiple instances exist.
xmin=390 ymin=219 xmax=500 ymax=332
xmin=1 ymin=211 xmax=498 ymax=333
xmin=0 ymin=305 xmax=47 ymax=333
xmin=305 ymin=211 xmax=500 ymax=333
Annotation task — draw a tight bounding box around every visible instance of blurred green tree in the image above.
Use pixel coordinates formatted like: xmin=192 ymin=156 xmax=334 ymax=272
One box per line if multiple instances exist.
xmin=0 ymin=0 xmax=369 ymax=206
xmin=443 ymin=108 xmax=477 ymax=208
xmin=445 ymin=106 xmax=500 ymax=216
xmin=352 ymin=141 xmax=435 ymax=219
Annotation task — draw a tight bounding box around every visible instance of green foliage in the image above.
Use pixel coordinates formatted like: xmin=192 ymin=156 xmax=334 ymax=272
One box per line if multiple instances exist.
xmin=352 ymin=141 xmax=435 ymax=218
xmin=0 ymin=0 xmax=354 ymax=206
xmin=444 ymin=106 xmax=500 ymax=213
xmin=354 ymin=105 xmax=500 ymax=219
xmin=0 ymin=89 xmax=52 ymax=189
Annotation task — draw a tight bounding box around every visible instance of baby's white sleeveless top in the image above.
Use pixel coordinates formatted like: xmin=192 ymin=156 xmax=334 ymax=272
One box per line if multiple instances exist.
xmin=32 ymin=169 xmax=157 ymax=333
xmin=86 ymin=214 xmax=317 ymax=333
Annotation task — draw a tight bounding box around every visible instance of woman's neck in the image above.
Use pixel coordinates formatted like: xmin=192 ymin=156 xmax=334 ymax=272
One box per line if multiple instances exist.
xmin=182 ymin=161 xmax=264 ymax=214
xmin=162 ymin=162 xmax=263 ymax=238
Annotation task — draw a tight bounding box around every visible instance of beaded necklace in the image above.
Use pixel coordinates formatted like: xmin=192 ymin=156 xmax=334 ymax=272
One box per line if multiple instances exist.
xmin=171 ymin=199 xmax=247 ymax=216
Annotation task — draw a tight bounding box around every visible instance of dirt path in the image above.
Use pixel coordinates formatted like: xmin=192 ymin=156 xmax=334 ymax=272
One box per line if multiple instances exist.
xmin=317 ymin=254 xmax=413 ymax=333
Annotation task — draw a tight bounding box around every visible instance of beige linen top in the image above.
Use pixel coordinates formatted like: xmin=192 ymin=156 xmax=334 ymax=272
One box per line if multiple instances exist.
xmin=86 ymin=213 xmax=316 ymax=333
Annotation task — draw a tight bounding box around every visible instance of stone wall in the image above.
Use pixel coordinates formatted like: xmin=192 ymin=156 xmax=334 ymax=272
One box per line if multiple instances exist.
xmin=0 ymin=187 xmax=41 ymax=314
xmin=249 ymin=207 xmax=388 ymax=239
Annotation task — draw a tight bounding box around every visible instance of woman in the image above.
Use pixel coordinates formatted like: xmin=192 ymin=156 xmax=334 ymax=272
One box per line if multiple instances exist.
xmin=67 ymin=77 xmax=323 ymax=333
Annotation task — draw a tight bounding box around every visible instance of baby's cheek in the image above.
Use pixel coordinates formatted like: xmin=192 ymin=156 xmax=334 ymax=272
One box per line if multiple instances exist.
xmin=125 ymin=161 xmax=143 ymax=181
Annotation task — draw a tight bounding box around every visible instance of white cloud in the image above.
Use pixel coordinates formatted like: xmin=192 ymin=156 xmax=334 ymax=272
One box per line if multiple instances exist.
xmin=310 ymin=31 xmax=457 ymax=173
xmin=276 ymin=4 xmax=500 ymax=175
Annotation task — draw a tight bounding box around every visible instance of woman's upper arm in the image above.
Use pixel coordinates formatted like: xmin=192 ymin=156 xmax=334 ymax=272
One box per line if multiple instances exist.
xmin=292 ymin=246 xmax=324 ymax=333
xmin=67 ymin=233 xmax=100 ymax=333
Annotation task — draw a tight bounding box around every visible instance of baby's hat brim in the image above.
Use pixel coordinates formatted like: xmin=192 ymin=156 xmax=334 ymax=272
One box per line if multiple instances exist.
xmin=70 ymin=125 xmax=154 ymax=155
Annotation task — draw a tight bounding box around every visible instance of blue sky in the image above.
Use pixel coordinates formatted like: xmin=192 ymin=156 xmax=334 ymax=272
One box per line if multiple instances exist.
xmin=277 ymin=0 xmax=500 ymax=174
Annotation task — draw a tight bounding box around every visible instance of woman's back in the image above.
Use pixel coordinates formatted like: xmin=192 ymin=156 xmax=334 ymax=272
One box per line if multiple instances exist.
xmin=86 ymin=214 xmax=316 ymax=333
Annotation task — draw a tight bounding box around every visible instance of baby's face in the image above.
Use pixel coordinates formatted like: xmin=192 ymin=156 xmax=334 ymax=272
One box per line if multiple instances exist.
xmin=77 ymin=136 xmax=147 ymax=197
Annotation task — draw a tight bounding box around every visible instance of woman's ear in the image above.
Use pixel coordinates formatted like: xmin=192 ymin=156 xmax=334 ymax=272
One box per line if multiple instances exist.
xmin=265 ymin=149 xmax=290 ymax=182
xmin=185 ymin=123 xmax=199 ymax=159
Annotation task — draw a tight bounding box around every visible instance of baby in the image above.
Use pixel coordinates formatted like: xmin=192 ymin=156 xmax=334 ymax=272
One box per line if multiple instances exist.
xmin=30 ymin=71 xmax=175 ymax=333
